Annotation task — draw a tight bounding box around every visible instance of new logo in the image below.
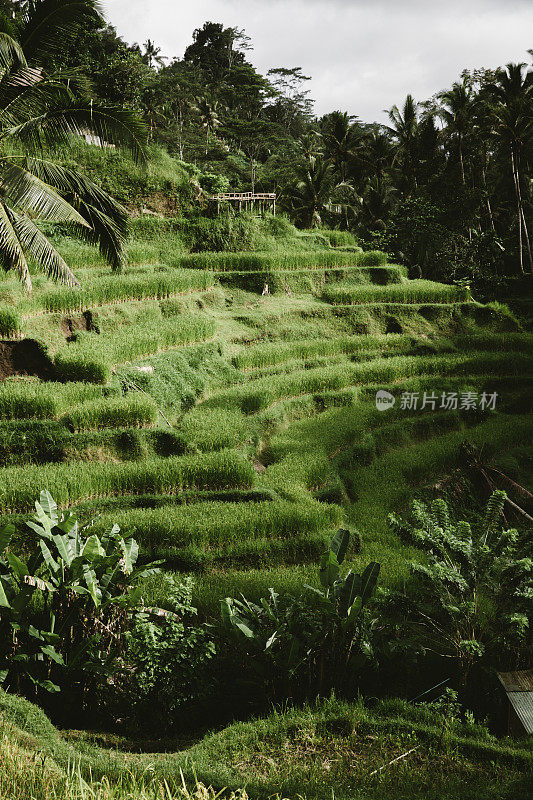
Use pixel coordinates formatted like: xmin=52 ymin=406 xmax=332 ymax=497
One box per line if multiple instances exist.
xmin=375 ymin=390 xmax=395 ymax=411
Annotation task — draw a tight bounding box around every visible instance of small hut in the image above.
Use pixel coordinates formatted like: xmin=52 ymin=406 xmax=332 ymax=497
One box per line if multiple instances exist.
xmin=497 ymin=670 xmax=533 ymax=737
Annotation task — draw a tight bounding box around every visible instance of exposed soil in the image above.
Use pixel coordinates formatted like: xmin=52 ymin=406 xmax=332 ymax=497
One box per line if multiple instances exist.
xmin=0 ymin=339 xmax=55 ymax=381
xmin=61 ymin=310 xmax=99 ymax=341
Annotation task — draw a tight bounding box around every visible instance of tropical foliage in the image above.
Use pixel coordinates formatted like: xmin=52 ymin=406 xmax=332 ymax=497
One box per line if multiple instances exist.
xmin=384 ymin=492 xmax=532 ymax=684
xmin=0 ymin=0 xmax=145 ymax=290
xmin=0 ymin=490 xmax=159 ymax=704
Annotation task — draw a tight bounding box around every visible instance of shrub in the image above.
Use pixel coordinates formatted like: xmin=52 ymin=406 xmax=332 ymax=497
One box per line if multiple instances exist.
xmin=384 ymin=492 xmax=532 ymax=684
xmin=0 ymin=491 xmax=160 ymax=707
xmin=120 ymin=575 xmax=215 ymax=731
xmin=220 ymin=530 xmax=380 ymax=703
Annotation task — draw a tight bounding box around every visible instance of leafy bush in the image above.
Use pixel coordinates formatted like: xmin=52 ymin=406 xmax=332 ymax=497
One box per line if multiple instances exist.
xmin=0 ymin=491 xmax=160 ymax=707
xmin=384 ymin=492 xmax=532 ymax=684
xmin=220 ymin=529 xmax=380 ymax=703
xmin=120 ymin=575 xmax=215 ymax=731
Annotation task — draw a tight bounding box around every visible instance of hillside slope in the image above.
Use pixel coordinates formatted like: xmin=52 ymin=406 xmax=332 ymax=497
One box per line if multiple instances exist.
xmin=0 ymin=243 xmax=531 ymax=619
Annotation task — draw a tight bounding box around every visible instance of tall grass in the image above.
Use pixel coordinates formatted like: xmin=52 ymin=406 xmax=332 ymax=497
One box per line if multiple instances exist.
xmin=321 ymin=280 xmax=470 ymax=305
xmin=0 ymin=381 xmax=109 ymax=419
xmin=1 ymin=267 xmax=214 ymax=315
xmin=0 ymin=308 xmax=22 ymax=337
xmin=218 ymin=264 xmax=405 ymax=294
xmin=65 ymin=394 xmax=159 ymax=431
xmin=232 ymin=334 xmax=414 ymax=370
xmin=203 ymin=352 xmax=531 ymax=413
xmin=0 ymin=449 xmax=254 ymax=511
xmin=53 ymin=313 xmax=215 ymax=383
xmin=174 ymin=250 xmax=387 ymax=272
xmin=88 ymin=498 xmax=341 ymax=569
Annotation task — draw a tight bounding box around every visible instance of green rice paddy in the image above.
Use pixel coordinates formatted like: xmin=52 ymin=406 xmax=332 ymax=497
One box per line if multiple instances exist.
xmin=0 ymin=247 xmax=531 ymax=617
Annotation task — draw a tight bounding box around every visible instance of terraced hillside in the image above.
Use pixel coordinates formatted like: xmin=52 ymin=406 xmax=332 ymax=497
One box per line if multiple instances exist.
xmin=0 ymin=246 xmax=531 ymax=616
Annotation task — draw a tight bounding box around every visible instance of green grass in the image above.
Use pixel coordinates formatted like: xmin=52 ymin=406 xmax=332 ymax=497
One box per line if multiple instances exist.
xmin=0 ymin=449 xmax=254 ymax=511
xmin=52 ymin=310 xmax=215 ymax=382
xmin=64 ymin=394 xmax=159 ymax=431
xmin=203 ymin=352 xmax=531 ymax=414
xmin=1 ymin=690 xmax=530 ymax=800
xmin=174 ymin=250 xmax=387 ymax=272
xmin=0 ymin=381 xmax=111 ymax=420
xmin=321 ymin=280 xmax=470 ymax=305
xmin=86 ymin=498 xmax=341 ymax=570
xmin=218 ymin=265 xmax=406 ymax=294
xmin=233 ymin=334 xmax=416 ymax=370
xmin=0 ymin=266 xmax=214 ymax=316
xmin=0 ymin=308 xmax=21 ymax=337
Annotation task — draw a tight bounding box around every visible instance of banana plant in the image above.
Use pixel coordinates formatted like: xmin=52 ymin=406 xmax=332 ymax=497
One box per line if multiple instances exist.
xmin=306 ymin=528 xmax=381 ymax=628
xmin=0 ymin=490 xmax=161 ymax=694
xmin=220 ymin=530 xmax=381 ymax=702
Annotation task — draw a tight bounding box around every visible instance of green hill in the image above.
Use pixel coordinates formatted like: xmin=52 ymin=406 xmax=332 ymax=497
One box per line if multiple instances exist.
xmin=1 ymin=689 xmax=531 ymax=800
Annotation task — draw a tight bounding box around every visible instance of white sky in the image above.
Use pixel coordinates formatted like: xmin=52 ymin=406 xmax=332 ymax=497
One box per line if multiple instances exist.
xmin=104 ymin=0 xmax=533 ymax=123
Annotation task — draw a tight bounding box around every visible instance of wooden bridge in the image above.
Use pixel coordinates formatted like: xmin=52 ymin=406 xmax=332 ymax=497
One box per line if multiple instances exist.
xmin=209 ymin=192 xmax=276 ymax=215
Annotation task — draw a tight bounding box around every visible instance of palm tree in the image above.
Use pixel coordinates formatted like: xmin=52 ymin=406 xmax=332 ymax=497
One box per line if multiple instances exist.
xmin=192 ymin=97 xmax=221 ymax=155
xmin=142 ymin=39 xmax=167 ymax=69
xmin=386 ymin=94 xmax=419 ymax=192
xmin=0 ymin=1 xmax=146 ymax=291
xmin=283 ymin=155 xmax=356 ymax=228
xmin=437 ymin=79 xmax=473 ymax=186
xmin=320 ymin=111 xmax=360 ymax=182
xmin=487 ymin=63 xmax=533 ymax=273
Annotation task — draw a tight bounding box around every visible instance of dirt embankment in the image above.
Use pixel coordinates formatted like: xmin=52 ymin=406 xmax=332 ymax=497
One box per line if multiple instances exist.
xmin=0 ymin=339 xmax=55 ymax=381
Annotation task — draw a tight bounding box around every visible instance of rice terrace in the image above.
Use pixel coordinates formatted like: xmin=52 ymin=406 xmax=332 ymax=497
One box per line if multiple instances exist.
xmin=0 ymin=2 xmax=531 ymax=799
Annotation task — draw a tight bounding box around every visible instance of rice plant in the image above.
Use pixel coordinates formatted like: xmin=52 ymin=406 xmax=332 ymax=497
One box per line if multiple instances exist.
xmin=0 ymin=308 xmax=22 ymax=337
xmin=0 ymin=381 xmax=107 ymax=420
xmin=65 ymin=394 xmax=159 ymax=431
xmin=0 ymin=449 xmax=255 ymax=511
xmin=321 ymin=280 xmax=470 ymax=305
xmin=3 ymin=267 xmax=215 ymax=315
xmin=173 ymin=250 xmax=388 ymax=272
xmin=53 ymin=313 xmax=216 ymax=382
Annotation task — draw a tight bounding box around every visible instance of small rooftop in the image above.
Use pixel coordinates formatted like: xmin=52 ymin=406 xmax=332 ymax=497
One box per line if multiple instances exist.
xmin=497 ymin=670 xmax=533 ymax=736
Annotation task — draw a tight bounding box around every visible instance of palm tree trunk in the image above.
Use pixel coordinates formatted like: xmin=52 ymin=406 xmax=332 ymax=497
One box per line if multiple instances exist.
xmin=511 ymin=152 xmax=525 ymax=274
xmin=514 ymin=152 xmax=533 ymax=273
xmin=458 ymin=135 xmax=465 ymax=186
xmin=177 ymin=108 xmax=184 ymax=160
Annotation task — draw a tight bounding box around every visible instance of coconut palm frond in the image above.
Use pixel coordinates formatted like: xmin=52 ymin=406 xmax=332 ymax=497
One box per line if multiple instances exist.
xmin=7 ymin=207 xmax=79 ymax=286
xmin=0 ymin=200 xmax=31 ymax=290
xmin=8 ymin=104 xmax=147 ymax=164
xmin=0 ymin=31 xmax=27 ymax=73
xmin=69 ymin=200 xmax=126 ymax=271
xmin=21 ymin=157 xmax=128 ymax=270
xmin=0 ymin=159 xmax=89 ymax=225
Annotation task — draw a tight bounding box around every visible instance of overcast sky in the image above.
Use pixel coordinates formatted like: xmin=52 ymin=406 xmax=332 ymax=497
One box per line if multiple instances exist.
xmin=105 ymin=0 xmax=533 ymax=124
